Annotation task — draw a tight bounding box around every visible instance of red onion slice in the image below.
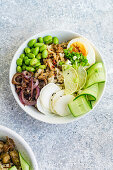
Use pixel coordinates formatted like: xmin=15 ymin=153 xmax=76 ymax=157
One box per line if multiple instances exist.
xmin=20 ymin=89 xmax=37 ymax=106
xmin=19 ymin=90 xmax=25 ymax=105
xmin=22 ymin=71 xmax=33 ymax=79
xmin=33 ymin=79 xmax=39 ymax=89
xmin=30 ymin=77 xmax=34 ymax=98
xmin=35 ymin=86 xmax=40 ymax=99
xmin=12 ymin=73 xmax=22 ymax=85
xmin=12 ymin=71 xmax=40 ymax=106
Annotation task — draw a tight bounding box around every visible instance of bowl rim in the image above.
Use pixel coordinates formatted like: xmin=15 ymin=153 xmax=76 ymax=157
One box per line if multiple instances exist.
xmin=9 ymin=29 xmax=107 ymax=124
xmin=0 ymin=125 xmax=38 ymax=169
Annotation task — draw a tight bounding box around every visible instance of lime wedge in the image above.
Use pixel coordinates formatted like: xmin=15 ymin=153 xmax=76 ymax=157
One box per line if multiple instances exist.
xmin=63 ymin=67 xmax=79 ymax=94
xmin=77 ymin=66 xmax=87 ymax=90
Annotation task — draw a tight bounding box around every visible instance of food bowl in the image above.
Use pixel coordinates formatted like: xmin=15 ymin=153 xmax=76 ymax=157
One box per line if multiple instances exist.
xmin=0 ymin=125 xmax=38 ymax=169
xmin=9 ymin=30 xmax=106 ymax=124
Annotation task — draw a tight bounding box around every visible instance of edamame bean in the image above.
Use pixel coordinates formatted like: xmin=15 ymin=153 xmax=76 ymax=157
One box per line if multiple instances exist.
xmin=24 ymin=47 xmax=31 ymax=53
xmin=43 ymin=35 xmax=52 ymax=44
xmin=42 ymin=50 xmax=48 ymax=58
xmin=28 ymin=39 xmax=36 ymax=47
xmin=40 ymin=45 xmax=47 ymax=52
xmin=20 ymin=54 xmax=25 ymax=59
xmin=27 ymin=53 xmax=35 ymax=59
xmin=22 ymin=65 xmax=26 ymax=71
xmin=30 ymin=58 xmax=38 ymax=66
xmin=16 ymin=66 xmax=22 ymax=72
xmin=38 ymin=37 xmax=43 ymax=43
xmin=25 ymin=59 xmax=31 ymax=65
xmin=34 ymin=43 xmax=44 ymax=47
xmin=32 ymin=47 xmax=39 ymax=56
xmin=34 ymin=62 xmax=41 ymax=68
xmin=53 ymin=37 xmax=59 ymax=44
xmin=45 ymin=39 xmax=52 ymax=44
xmin=39 ymin=65 xmax=46 ymax=69
xmin=26 ymin=67 xmax=35 ymax=72
xmin=16 ymin=58 xmax=23 ymax=66
xmin=36 ymin=53 xmax=41 ymax=60
xmin=23 ymin=56 xmax=28 ymax=62
xmin=30 ymin=48 xmax=34 ymax=53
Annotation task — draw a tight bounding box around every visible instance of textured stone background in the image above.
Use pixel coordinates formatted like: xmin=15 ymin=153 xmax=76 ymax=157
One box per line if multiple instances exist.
xmin=0 ymin=0 xmax=113 ymax=169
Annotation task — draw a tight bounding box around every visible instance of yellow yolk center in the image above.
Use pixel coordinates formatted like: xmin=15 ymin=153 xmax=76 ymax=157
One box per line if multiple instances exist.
xmin=70 ymin=42 xmax=88 ymax=56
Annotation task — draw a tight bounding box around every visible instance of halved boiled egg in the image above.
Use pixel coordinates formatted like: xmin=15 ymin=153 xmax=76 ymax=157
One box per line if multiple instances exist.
xmin=67 ymin=37 xmax=95 ymax=67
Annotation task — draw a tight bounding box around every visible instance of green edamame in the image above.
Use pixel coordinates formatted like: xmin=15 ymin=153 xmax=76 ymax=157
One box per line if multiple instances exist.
xmin=22 ymin=65 xmax=26 ymax=70
xmin=16 ymin=66 xmax=22 ymax=72
xmin=43 ymin=35 xmax=52 ymax=44
xmin=23 ymin=56 xmax=28 ymax=62
xmin=30 ymin=48 xmax=34 ymax=53
xmin=36 ymin=53 xmax=41 ymax=59
xmin=20 ymin=54 xmax=25 ymax=59
xmin=28 ymin=39 xmax=36 ymax=47
xmin=39 ymin=65 xmax=46 ymax=69
xmin=36 ymin=53 xmax=42 ymax=60
xmin=34 ymin=62 xmax=41 ymax=68
xmin=45 ymin=39 xmax=52 ymax=44
xmin=42 ymin=50 xmax=48 ymax=58
xmin=16 ymin=58 xmax=23 ymax=66
xmin=25 ymin=59 xmax=31 ymax=65
xmin=27 ymin=53 xmax=35 ymax=59
xmin=34 ymin=43 xmax=44 ymax=47
xmin=24 ymin=47 xmax=31 ymax=54
xmin=53 ymin=37 xmax=59 ymax=44
xmin=26 ymin=67 xmax=35 ymax=72
xmin=40 ymin=45 xmax=47 ymax=52
xmin=30 ymin=58 xmax=38 ymax=66
xmin=32 ymin=47 xmax=39 ymax=56
xmin=38 ymin=37 xmax=43 ymax=43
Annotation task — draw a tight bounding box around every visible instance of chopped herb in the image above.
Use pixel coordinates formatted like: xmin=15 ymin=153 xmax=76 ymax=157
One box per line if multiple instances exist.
xmin=64 ymin=49 xmax=89 ymax=68
xmin=59 ymin=61 xmax=65 ymax=66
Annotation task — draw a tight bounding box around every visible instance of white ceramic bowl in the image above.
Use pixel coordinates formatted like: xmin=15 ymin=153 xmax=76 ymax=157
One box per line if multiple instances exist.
xmin=0 ymin=125 xmax=38 ymax=170
xmin=9 ymin=30 xmax=106 ymax=124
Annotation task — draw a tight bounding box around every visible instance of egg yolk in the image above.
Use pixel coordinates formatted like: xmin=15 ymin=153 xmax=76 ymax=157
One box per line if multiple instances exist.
xmin=70 ymin=42 xmax=88 ymax=56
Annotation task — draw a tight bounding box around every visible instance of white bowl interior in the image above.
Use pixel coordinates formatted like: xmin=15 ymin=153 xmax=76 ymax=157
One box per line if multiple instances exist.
xmin=0 ymin=126 xmax=38 ymax=170
xmin=9 ymin=30 xmax=106 ymax=124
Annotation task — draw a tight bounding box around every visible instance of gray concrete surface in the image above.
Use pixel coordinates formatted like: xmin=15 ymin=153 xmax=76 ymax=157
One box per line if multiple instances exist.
xmin=0 ymin=0 xmax=113 ymax=169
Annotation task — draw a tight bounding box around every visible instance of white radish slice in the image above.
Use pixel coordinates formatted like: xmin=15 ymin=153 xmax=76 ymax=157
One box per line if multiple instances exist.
xmin=40 ymin=83 xmax=60 ymax=111
xmin=50 ymin=90 xmax=65 ymax=114
xmin=53 ymin=95 xmax=75 ymax=116
xmin=37 ymin=97 xmax=52 ymax=115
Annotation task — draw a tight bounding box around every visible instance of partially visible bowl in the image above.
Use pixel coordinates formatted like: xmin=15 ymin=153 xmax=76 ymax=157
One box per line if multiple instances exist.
xmin=9 ymin=30 xmax=106 ymax=124
xmin=0 ymin=125 xmax=38 ymax=170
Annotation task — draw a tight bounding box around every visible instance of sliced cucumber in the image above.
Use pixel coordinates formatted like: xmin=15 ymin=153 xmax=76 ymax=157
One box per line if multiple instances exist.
xmin=87 ymin=98 xmax=92 ymax=109
xmin=68 ymin=95 xmax=91 ymax=117
xmin=9 ymin=166 xmax=17 ymax=170
xmin=85 ymin=62 xmax=105 ymax=88
xmin=88 ymin=95 xmax=96 ymax=101
xmin=19 ymin=153 xmax=30 ymax=170
xmin=78 ymin=84 xmax=98 ymax=101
